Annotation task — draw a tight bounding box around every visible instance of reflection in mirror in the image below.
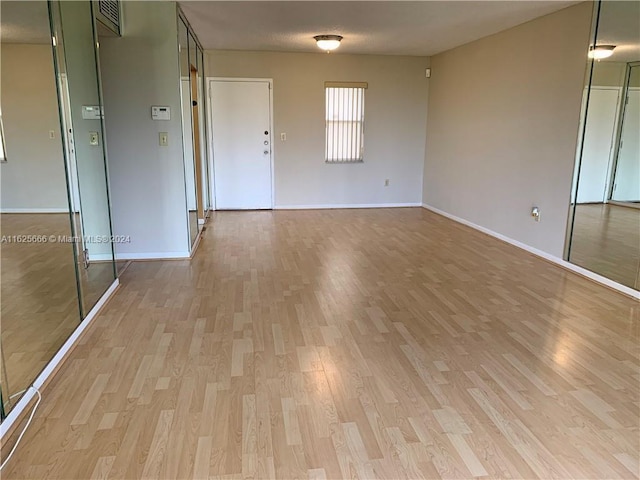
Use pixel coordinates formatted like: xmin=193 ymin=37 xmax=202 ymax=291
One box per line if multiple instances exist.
xmin=611 ymin=63 xmax=640 ymax=204
xmin=0 ymin=0 xmax=117 ymax=415
xmin=1 ymin=340 xmax=9 ymax=421
xmin=179 ymin=18 xmax=199 ymax=247
xmin=0 ymin=0 xmax=80 ymax=411
xmin=50 ymin=0 xmax=116 ymax=311
xmin=567 ymin=0 xmax=640 ymax=290
xmin=197 ymin=47 xmax=211 ymax=213
xmin=0 ymin=115 xmax=7 ymax=162
xmin=189 ymin=32 xmax=205 ymax=225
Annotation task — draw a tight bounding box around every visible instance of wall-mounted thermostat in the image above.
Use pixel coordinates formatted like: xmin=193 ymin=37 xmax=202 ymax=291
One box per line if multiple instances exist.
xmin=151 ymin=106 xmax=171 ymax=121
xmin=82 ymin=105 xmax=103 ymax=120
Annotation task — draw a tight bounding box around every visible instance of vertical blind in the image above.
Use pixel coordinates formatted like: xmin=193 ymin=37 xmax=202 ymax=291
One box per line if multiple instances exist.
xmin=325 ymin=82 xmax=367 ymax=163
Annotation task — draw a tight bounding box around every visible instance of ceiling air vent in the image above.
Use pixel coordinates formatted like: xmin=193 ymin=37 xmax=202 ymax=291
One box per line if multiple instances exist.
xmin=95 ymin=0 xmax=122 ymax=37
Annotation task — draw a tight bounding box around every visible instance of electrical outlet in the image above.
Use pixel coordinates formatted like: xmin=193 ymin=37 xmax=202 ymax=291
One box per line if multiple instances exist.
xmin=159 ymin=132 xmax=169 ymax=147
xmin=384 ymin=179 xmax=390 ymax=187
xmin=89 ymin=132 xmax=99 ymax=146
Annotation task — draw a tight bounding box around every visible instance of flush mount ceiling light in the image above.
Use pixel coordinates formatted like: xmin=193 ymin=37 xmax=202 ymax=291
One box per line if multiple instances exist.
xmin=588 ymin=45 xmax=616 ymax=60
xmin=314 ymin=35 xmax=343 ymax=52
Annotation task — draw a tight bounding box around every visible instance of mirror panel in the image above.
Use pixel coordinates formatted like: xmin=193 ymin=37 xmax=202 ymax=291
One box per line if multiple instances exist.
xmin=188 ymin=31 xmax=204 ymax=226
xmin=52 ymin=0 xmax=116 ymax=310
xmin=0 ymin=0 xmax=81 ymax=411
xmin=0 ymin=0 xmax=117 ymax=415
xmin=567 ymin=0 xmax=640 ymax=290
xmin=179 ymin=17 xmax=198 ymax=247
xmin=197 ymin=46 xmax=211 ymax=213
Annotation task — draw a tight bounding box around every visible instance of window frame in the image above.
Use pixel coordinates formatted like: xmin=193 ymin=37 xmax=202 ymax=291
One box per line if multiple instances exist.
xmin=324 ymin=81 xmax=367 ymax=163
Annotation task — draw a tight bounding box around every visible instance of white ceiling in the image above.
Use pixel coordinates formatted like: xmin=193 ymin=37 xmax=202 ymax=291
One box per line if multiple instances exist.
xmin=179 ymin=1 xmax=582 ymax=57
xmin=1 ymin=1 xmax=51 ymax=45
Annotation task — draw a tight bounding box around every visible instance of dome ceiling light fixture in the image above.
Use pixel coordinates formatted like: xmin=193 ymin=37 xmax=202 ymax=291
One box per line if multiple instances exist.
xmin=314 ymin=35 xmax=343 ymax=52
xmin=588 ymin=44 xmax=616 ymax=60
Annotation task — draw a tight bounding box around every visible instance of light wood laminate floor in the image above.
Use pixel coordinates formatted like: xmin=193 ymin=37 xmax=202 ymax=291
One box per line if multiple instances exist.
xmin=1 ymin=214 xmax=116 ymax=408
xmin=570 ymin=203 xmax=640 ymax=289
xmin=1 ymin=214 xmax=80 ymax=404
xmin=2 ymin=208 xmax=639 ymax=479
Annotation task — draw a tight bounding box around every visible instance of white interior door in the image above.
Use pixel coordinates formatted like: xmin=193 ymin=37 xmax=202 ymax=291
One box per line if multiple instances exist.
xmin=210 ymin=79 xmax=272 ymax=210
xmin=575 ymin=87 xmax=620 ymax=203
xmin=612 ymin=88 xmax=640 ymax=201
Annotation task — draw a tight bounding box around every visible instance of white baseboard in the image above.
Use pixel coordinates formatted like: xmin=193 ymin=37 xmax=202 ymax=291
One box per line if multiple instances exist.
xmin=86 ymin=253 xmax=115 ymax=262
xmin=113 ymin=251 xmax=190 ymax=261
xmin=608 ymin=200 xmax=640 ymax=210
xmin=0 ymin=208 xmax=69 ymax=214
xmin=1 ymin=278 xmax=120 ymax=439
xmin=274 ymin=202 xmax=422 ymax=210
xmin=421 ymin=203 xmax=639 ymax=299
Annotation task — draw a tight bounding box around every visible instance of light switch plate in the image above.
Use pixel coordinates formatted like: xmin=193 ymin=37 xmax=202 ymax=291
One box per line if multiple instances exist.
xmin=159 ymin=132 xmax=169 ymax=146
xmin=89 ymin=132 xmax=99 ymax=146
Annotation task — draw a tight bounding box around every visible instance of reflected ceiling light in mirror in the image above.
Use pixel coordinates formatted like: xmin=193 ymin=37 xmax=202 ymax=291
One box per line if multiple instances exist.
xmin=314 ymin=35 xmax=343 ymax=52
xmin=588 ymin=45 xmax=616 ymax=59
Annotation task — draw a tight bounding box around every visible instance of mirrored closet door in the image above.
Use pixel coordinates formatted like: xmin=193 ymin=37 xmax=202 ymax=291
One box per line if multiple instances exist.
xmin=0 ymin=0 xmax=116 ymax=418
xmin=178 ymin=13 xmax=210 ymax=252
xmin=567 ymin=1 xmax=640 ymax=290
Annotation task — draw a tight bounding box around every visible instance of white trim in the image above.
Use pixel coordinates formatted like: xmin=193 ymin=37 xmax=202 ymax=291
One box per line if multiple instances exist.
xmin=0 ymin=208 xmax=69 ymax=214
xmin=608 ymin=200 xmax=640 ymax=210
xmin=1 ymin=278 xmax=120 ymax=440
xmin=208 ymin=77 xmax=275 ymax=210
xmin=275 ymin=203 xmax=421 ymax=210
xmin=206 ymin=80 xmax=216 ymax=210
xmin=113 ymin=251 xmax=191 ymax=261
xmin=86 ymin=253 xmax=115 ymax=262
xmin=421 ymin=204 xmax=639 ymax=299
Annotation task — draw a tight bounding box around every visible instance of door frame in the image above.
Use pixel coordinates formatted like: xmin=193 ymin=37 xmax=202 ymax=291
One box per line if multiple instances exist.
xmin=190 ymin=65 xmax=205 ymax=222
xmin=608 ymin=61 xmax=640 ymax=201
xmin=573 ymin=85 xmax=622 ymax=204
xmin=59 ymin=73 xmax=86 ymax=257
xmin=206 ymin=77 xmax=275 ymax=210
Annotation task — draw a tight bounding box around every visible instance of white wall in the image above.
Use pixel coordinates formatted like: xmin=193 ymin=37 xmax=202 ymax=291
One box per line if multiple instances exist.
xmin=0 ymin=44 xmax=69 ymax=212
xmin=591 ymin=62 xmax=626 ymax=88
xmin=423 ymin=2 xmax=592 ymax=257
xmin=99 ymin=1 xmax=190 ymax=258
xmin=207 ymin=51 xmax=429 ymax=208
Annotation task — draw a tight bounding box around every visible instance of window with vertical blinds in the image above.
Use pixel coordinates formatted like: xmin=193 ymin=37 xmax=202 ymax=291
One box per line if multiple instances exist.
xmin=325 ymin=82 xmax=367 ymax=163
